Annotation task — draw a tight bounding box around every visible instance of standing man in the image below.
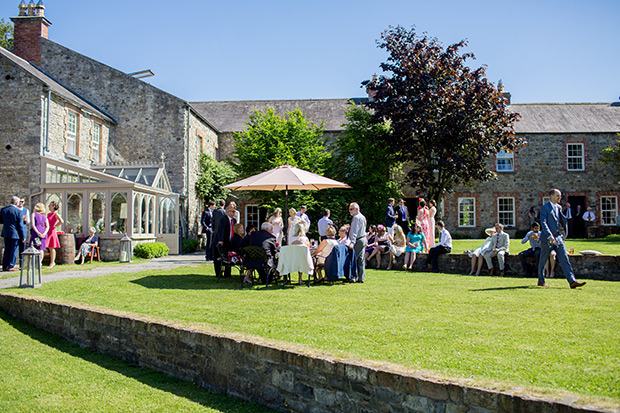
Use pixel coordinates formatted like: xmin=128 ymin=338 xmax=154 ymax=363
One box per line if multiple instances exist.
xmin=211 ymin=200 xmax=227 ymax=266
xmin=583 ymin=206 xmax=596 ymax=238
xmin=0 ymin=196 xmax=26 ymax=271
xmin=538 ymin=189 xmax=586 ymax=288
xmin=483 ymin=223 xmax=510 ymax=276
xmin=297 ymin=206 xmax=311 ymax=229
xmin=214 ymin=204 xmax=236 ymax=278
xmin=395 ymin=199 xmax=410 ymax=233
xmin=347 ymin=202 xmax=367 ymax=283
xmin=201 ymin=200 xmax=216 ymax=261
xmin=17 ymin=197 xmax=30 ymax=268
xmin=418 ymin=221 xmax=451 ymax=273
xmin=317 ymin=209 xmax=333 ymax=241
xmin=385 ymin=198 xmax=396 ymax=236
xmin=564 ymin=202 xmax=573 ymax=238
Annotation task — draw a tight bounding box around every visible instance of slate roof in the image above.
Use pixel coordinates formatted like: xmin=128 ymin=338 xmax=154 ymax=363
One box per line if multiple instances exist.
xmin=510 ymin=103 xmax=620 ymax=134
xmin=192 ymin=98 xmax=620 ymax=135
xmin=190 ymin=98 xmax=368 ymax=133
xmin=0 ymin=45 xmax=117 ymax=124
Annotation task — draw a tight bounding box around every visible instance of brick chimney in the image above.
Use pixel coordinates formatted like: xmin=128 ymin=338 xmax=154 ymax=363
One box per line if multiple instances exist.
xmin=10 ymin=0 xmax=52 ymax=65
xmin=366 ymin=74 xmax=379 ymax=101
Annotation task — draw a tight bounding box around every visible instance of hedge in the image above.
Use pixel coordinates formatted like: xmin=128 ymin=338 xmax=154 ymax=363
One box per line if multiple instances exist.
xmin=133 ymin=242 xmax=170 ymax=259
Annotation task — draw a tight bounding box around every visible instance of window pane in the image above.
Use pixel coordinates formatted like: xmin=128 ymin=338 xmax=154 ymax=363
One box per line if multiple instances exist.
xmin=133 ymin=194 xmax=142 ymax=234
xmin=160 ymin=198 xmax=175 ymax=234
xmin=89 ymin=193 xmax=106 ymax=234
xmin=66 ymin=193 xmax=83 ymax=234
xmin=111 ymin=192 xmax=127 ymax=234
xmin=567 ymin=143 xmax=584 ymax=171
xmin=601 ymin=196 xmax=617 ymax=226
xmin=458 ymin=198 xmax=475 ymax=227
xmin=497 ymin=197 xmax=515 ymax=227
xmin=496 ymin=151 xmax=514 ymax=172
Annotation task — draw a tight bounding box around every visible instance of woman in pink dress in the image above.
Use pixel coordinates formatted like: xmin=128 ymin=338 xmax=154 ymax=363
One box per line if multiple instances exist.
xmin=46 ymin=201 xmax=64 ymax=268
xmin=427 ymin=199 xmax=437 ymax=249
xmin=416 ymin=200 xmax=430 ymax=252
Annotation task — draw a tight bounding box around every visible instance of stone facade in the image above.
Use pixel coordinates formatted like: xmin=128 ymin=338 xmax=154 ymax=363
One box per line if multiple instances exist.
xmin=0 ymin=293 xmax=603 ymax=413
xmin=443 ymin=132 xmax=620 ymax=237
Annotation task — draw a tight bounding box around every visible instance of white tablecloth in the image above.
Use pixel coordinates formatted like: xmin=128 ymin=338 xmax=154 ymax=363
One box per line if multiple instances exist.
xmin=277 ymin=245 xmax=314 ymax=275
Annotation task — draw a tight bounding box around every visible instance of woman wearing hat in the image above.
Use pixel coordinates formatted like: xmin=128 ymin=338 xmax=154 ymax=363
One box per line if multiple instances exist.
xmin=468 ymin=227 xmax=495 ymax=275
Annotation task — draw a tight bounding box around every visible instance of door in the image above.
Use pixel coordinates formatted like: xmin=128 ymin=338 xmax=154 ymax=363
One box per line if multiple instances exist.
xmin=567 ymin=196 xmax=586 ymax=238
xmin=157 ymin=196 xmax=179 ymax=254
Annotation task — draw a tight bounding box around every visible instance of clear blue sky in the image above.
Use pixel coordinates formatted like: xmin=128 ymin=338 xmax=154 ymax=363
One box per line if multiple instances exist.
xmin=2 ymin=0 xmax=618 ymax=103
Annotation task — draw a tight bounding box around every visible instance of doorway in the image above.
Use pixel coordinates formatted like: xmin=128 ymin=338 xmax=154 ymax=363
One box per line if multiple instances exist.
xmin=567 ymin=196 xmax=586 ymax=238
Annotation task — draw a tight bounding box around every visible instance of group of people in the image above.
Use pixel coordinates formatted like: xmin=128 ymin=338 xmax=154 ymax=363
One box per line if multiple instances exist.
xmin=0 ymin=196 xmax=66 ymax=271
xmin=528 ymin=202 xmax=596 ymax=239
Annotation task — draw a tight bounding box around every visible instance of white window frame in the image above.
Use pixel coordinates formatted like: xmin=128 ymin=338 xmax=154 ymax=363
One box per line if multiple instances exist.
xmin=496 ymin=150 xmax=514 ymax=172
xmin=542 ymin=196 xmax=550 ymax=205
xmin=457 ymin=197 xmax=476 ymax=227
xmin=245 ymin=204 xmax=261 ymax=230
xmin=566 ymin=143 xmax=584 ymax=171
xmin=66 ymin=111 xmax=78 ymax=155
xmin=601 ymin=196 xmax=617 ymax=226
xmin=92 ymin=123 xmax=101 ymax=162
xmin=497 ymin=197 xmax=515 ymax=227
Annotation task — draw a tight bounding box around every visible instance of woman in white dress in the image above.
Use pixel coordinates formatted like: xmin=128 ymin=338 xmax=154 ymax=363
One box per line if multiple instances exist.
xmin=287 ymin=208 xmax=300 ymax=245
xmin=427 ymin=199 xmax=437 ymax=249
xmin=387 ymin=224 xmax=406 ymax=270
xmin=268 ymin=207 xmax=284 ymax=245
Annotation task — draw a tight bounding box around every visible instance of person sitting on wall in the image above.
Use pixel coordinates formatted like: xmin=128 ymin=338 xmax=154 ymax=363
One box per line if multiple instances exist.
xmin=483 ymin=223 xmax=510 ymax=276
xmin=519 ymin=222 xmax=541 ymax=277
xmin=417 ymin=221 xmax=452 ymax=273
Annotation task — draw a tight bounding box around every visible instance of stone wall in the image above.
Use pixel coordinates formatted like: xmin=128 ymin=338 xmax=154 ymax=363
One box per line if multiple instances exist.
xmin=0 ymin=53 xmax=44 ymax=200
xmin=443 ymin=133 xmax=620 ymax=236
xmin=0 ymin=294 xmax=600 ymax=413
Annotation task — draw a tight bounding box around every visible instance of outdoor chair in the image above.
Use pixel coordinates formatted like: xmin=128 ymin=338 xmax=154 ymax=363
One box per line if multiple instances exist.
xmin=276 ymin=244 xmax=315 ymax=288
xmin=323 ymin=244 xmax=351 ymax=283
xmin=84 ymin=245 xmax=101 ymax=263
xmin=215 ymin=244 xmax=245 ymax=282
xmin=241 ymin=246 xmax=277 ymax=288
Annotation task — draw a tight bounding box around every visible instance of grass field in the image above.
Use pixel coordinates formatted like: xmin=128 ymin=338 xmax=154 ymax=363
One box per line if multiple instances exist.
xmin=0 ymin=257 xmax=150 ymax=280
xmin=0 ymin=309 xmax=273 ymax=412
xmin=5 ymin=262 xmax=620 ymax=409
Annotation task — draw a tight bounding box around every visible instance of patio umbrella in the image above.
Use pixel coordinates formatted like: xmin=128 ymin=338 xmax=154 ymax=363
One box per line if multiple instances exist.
xmin=223 ymin=164 xmax=350 ymax=237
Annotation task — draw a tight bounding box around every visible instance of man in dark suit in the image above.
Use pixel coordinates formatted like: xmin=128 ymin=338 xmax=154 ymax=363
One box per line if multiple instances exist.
xmin=214 ymin=204 xmax=236 ymax=278
xmin=248 ymin=222 xmax=278 ymax=283
xmin=563 ymin=202 xmax=573 ymax=238
xmin=395 ymin=198 xmax=410 ymax=233
xmin=201 ymin=200 xmax=215 ymax=261
xmin=538 ymin=189 xmax=585 ymax=289
xmin=210 ymin=200 xmax=226 ymax=264
xmin=1 ymin=196 xmax=27 ymax=271
xmin=385 ymin=198 xmax=396 ymax=236
xmin=17 ymin=197 xmax=29 ymax=268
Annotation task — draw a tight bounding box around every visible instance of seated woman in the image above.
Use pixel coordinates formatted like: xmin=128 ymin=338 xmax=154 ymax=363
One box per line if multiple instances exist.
xmin=387 ymin=224 xmax=406 ymax=270
xmin=368 ymin=225 xmax=392 ymax=269
xmin=74 ymin=227 xmax=99 ymax=265
xmin=404 ymin=223 xmax=427 ymax=270
xmin=288 ymin=220 xmax=312 ymax=284
xmin=468 ymin=227 xmax=495 ymax=275
xmin=365 ymin=224 xmax=378 ymax=261
xmin=228 ymin=223 xmax=246 ymax=264
xmin=337 ymin=225 xmax=352 ymax=247
xmin=311 ymin=225 xmax=338 ymax=282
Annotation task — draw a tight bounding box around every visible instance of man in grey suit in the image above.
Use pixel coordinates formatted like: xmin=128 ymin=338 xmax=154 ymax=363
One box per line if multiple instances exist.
xmin=538 ymin=189 xmax=586 ymax=288
xmin=1 ymin=196 xmax=27 ymax=271
xmin=348 ymin=202 xmax=367 ymax=283
xmin=483 ymin=223 xmax=510 ymax=276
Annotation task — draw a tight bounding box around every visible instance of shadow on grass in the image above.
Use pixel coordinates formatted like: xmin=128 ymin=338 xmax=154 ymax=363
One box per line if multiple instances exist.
xmin=0 ymin=309 xmax=273 ymax=412
xmin=470 ymin=285 xmax=539 ymax=292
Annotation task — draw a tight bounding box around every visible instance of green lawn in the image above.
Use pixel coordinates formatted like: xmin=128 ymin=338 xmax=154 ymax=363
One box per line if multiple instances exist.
xmin=0 ymin=309 xmax=273 ymax=412
xmin=452 ymin=234 xmax=620 ymax=255
xmin=0 ymin=258 xmax=150 ymax=280
xmin=5 ymin=263 xmax=620 ymax=409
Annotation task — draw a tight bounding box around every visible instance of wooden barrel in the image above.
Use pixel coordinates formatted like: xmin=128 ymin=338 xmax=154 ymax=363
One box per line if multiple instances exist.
xmin=57 ymin=233 xmax=76 ymax=265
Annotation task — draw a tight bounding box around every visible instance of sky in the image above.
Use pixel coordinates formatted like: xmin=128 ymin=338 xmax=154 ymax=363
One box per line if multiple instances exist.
xmin=1 ymin=0 xmax=618 ymax=104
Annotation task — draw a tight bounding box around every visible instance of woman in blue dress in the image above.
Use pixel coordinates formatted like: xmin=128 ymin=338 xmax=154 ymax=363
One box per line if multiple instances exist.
xmin=404 ymin=223 xmax=427 ymax=270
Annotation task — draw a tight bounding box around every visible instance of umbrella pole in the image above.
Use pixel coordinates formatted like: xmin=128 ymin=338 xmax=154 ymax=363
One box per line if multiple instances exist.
xmin=284 ymin=186 xmax=289 ymax=245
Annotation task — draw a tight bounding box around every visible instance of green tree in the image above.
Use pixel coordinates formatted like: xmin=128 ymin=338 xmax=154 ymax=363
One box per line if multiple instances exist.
xmin=321 ymin=103 xmax=403 ymax=226
xmin=232 ymin=107 xmax=330 ymax=212
xmin=363 ymin=26 xmax=524 ymax=213
xmin=0 ymin=18 xmax=13 ymax=51
xmin=601 ymin=134 xmax=620 ymax=174
xmin=195 ymin=153 xmax=238 ymax=202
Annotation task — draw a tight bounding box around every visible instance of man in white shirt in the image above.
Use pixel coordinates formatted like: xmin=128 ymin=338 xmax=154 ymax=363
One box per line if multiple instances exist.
xmin=582 ymin=206 xmax=596 ymax=238
xmin=297 ymin=206 xmax=311 ymax=229
xmin=418 ymin=221 xmax=452 ymax=273
xmin=317 ymin=209 xmax=333 ymax=241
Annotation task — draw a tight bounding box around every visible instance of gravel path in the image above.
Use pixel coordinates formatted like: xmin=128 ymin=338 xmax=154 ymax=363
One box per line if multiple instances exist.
xmin=0 ymin=253 xmax=208 ymax=289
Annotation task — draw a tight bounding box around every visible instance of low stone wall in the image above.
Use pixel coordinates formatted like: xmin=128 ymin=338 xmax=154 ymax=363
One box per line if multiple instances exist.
xmin=377 ymin=252 xmax=620 ymax=281
xmin=0 ymin=294 xmax=601 ymax=412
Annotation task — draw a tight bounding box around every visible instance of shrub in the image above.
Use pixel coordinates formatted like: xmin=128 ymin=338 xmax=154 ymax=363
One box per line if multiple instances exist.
xmin=515 ymin=229 xmax=529 ymax=239
xmin=182 ymin=239 xmax=199 ymax=254
xmin=133 ymin=242 xmax=169 ymax=259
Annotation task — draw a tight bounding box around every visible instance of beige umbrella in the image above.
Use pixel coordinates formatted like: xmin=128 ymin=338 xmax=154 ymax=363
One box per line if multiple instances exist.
xmin=223 ymin=164 xmax=350 ymax=237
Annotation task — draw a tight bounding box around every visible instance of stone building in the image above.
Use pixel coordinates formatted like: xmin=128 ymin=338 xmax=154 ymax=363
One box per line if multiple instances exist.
xmin=0 ymin=2 xmax=219 ymax=254
xmin=194 ymin=99 xmax=620 ymax=236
